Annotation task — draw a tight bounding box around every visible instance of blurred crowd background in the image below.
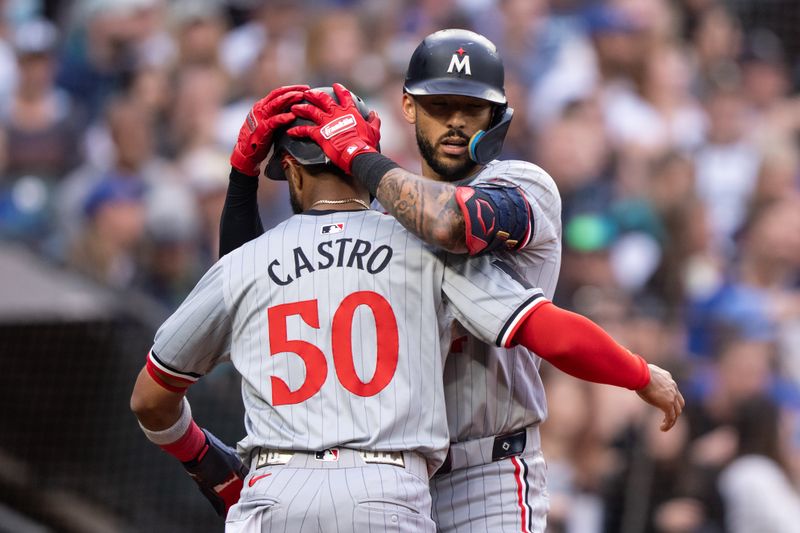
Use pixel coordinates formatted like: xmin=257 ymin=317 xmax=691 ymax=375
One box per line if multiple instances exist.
xmin=0 ymin=0 xmax=799 ymax=531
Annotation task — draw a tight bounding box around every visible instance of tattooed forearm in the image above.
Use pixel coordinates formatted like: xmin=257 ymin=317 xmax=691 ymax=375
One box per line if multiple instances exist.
xmin=376 ymin=168 xmax=467 ymax=253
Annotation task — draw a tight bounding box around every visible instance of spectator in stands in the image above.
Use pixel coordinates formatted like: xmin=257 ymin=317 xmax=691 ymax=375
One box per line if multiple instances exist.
xmin=690 ymin=3 xmax=742 ymax=97
xmin=67 ymin=176 xmax=146 ymax=287
xmin=645 ymin=152 xmax=710 ymax=309
xmin=55 ymin=95 xmax=182 ymax=258
xmin=499 ymin=73 xmax=537 ymax=161
xmin=0 ymin=18 xmax=85 ymax=243
xmin=683 ymin=336 xmax=777 ymax=529
xmin=602 ymin=401 xmax=697 ymax=533
xmin=181 ymin=147 xmax=236 ymax=263
xmin=687 ymin=196 xmax=800 ymax=365
xmin=556 ymin=214 xmax=619 ymax=306
xmin=219 ymin=0 xmax=305 ymax=84
xmin=56 ymin=0 xmax=159 ymax=121
xmin=305 ymin=10 xmax=372 ymax=92
xmin=534 ymin=99 xmax=613 ymax=222
xmin=750 ymin=142 xmax=800 ymax=211
xmin=718 ymin=395 xmax=800 ymax=533
xmin=588 ymin=2 xmax=648 ymax=89
xmin=603 ymin=41 xmax=706 ymax=157
xmin=170 ymin=0 xmax=226 ymax=69
xmin=739 ymin=28 xmax=796 ymax=143
xmin=693 ymin=78 xmax=761 ymax=251
xmin=136 ymin=176 xmax=202 ymax=310
xmin=168 ymin=64 xmax=229 ymax=158
xmin=2 ymin=18 xmax=84 ymax=182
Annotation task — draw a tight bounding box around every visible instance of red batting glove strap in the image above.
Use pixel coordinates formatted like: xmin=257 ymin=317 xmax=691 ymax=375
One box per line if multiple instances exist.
xmin=512 ymin=301 xmax=651 ymax=390
xmin=218 ymin=476 xmax=244 ymax=514
xmin=230 ymin=86 xmax=308 ymax=176
xmin=288 ymin=83 xmax=379 ymax=174
xmin=160 ymin=419 xmax=207 ymax=462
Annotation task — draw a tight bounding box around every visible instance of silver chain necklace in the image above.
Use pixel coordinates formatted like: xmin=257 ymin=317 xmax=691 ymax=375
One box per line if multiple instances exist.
xmin=308 ymin=198 xmax=371 ymax=211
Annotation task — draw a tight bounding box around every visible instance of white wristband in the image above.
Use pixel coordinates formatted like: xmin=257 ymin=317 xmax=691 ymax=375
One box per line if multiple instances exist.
xmin=138 ymin=397 xmax=193 ymax=445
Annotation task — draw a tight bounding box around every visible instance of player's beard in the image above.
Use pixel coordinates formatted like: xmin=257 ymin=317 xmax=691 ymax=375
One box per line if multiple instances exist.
xmin=288 ymin=180 xmax=304 ymax=214
xmin=415 ymin=125 xmax=477 ymax=182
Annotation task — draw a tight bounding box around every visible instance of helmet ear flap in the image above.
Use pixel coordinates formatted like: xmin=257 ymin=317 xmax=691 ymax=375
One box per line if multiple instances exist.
xmin=468 ymin=106 xmax=513 ymax=164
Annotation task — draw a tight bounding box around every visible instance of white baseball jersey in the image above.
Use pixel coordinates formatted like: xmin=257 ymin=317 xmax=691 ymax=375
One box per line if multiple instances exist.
xmin=150 ymin=209 xmax=547 ymax=471
xmin=445 ymin=159 xmax=562 ymax=442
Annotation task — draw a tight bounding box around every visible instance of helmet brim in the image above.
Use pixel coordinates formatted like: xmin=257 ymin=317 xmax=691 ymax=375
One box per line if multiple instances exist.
xmin=265 ymin=135 xmax=329 ymax=181
xmin=404 ymin=78 xmax=506 ymax=105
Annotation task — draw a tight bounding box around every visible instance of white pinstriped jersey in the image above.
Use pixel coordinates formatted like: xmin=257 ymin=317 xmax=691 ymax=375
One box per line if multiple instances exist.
xmin=150 ymin=209 xmax=547 ymax=470
xmin=445 ymin=159 xmax=562 ymax=442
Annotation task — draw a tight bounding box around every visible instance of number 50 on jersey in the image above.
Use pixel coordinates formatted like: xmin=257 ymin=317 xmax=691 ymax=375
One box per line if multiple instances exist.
xmin=268 ymin=291 xmax=399 ymax=405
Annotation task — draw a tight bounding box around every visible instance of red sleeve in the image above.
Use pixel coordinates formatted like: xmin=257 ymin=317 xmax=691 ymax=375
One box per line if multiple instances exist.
xmin=511 ymin=302 xmax=651 ymax=390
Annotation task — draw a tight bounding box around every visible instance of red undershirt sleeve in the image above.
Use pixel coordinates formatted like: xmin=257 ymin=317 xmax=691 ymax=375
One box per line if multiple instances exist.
xmin=511 ymin=301 xmax=651 ymax=390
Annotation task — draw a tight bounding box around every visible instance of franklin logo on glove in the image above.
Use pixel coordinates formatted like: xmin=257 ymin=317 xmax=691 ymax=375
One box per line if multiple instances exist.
xmin=288 ymin=84 xmax=381 ymax=174
xmin=321 ymin=114 xmax=357 ymax=139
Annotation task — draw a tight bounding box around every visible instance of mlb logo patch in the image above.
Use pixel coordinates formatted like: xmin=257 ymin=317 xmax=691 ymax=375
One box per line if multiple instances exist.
xmin=321 ymin=223 xmax=344 ymax=235
xmin=315 ymin=448 xmax=340 ymax=462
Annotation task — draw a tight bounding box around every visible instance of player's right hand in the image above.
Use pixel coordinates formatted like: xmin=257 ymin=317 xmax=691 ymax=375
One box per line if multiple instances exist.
xmin=182 ymin=428 xmax=249 ymax=517
xmin=288 ymin=83 xmax=381 ymax=174
xmin=636 ymin=364 xmax=685 ymax=431
xmin=230 ymin=84 xmax=309 ymax=176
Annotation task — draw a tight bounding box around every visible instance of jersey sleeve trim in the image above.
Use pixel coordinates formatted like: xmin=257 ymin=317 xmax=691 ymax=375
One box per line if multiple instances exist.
xmin=146 ymin=362 xmax=187 ymax=393
xmin=496 ymin=291 xmax=548 ymax=348
xmin=146 ymin=350 xmax=201 ymax=393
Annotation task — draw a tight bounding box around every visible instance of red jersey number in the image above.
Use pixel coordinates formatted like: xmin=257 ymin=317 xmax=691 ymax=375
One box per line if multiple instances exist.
xmin=268 ymin=291 xmax=399 ymax=405
xmin=267 ymin=300 xmax=326 ymax=406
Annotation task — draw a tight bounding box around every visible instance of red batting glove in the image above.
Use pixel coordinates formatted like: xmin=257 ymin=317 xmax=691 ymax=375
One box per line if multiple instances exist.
xmin=230 ymin=84 xmax=310 ymax=176
xmin=288 ymin=83 xmax=381 ymax=174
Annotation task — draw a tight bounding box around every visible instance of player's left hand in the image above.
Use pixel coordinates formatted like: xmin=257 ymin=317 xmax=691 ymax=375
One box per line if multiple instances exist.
xmin=636 ymin=364 xmax=685 ymax=432
xmin=288 ymin=83 xmax=381 ymax=174
xmin=230 ymin=84 xmax=310 ymax=176
xmin=182 ymin=428 xmax=249 ymax=517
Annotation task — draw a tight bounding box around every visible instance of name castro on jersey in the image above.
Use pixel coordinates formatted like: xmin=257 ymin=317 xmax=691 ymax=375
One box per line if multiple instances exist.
xmin=268 ymin=238 xmax=394 ymax=286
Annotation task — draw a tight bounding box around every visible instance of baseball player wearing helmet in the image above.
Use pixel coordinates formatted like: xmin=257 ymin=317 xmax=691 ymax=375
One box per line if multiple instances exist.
xmin=270 ymin=30 xmax=683 ymax=533
xmin=132 ymin=85 xmax=681 ymax=531
xmin=213 ymin=82 xmax=682 ymax=533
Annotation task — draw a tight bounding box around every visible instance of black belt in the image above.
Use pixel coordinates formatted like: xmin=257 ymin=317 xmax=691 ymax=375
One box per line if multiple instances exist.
xmin=434 ymin=429 xmax=527 ymax=477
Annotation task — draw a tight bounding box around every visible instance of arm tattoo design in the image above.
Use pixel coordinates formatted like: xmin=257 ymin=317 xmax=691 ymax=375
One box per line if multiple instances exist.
xmin=376 ymin=168 xmax=467 ymax=253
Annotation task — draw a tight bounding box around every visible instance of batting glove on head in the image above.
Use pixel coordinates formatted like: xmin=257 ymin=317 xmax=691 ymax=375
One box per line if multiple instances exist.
xmin=181 ymin=428 xmax=249 ymax=517
xmin=230 ymin=84 xmax=310 ymax=176
xmin=288 ymin=83 xmax=381 ymax=174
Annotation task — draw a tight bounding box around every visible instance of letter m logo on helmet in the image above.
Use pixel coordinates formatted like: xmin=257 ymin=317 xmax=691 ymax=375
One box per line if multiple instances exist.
xmin=447 ymin=50 xmax=471 ymax=75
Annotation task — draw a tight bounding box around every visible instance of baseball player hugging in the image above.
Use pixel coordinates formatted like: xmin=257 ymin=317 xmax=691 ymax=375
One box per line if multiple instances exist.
xmin=131 ymin=86 xmax=556 ymax=532
xmin=132 ymin=66 xmax=683 ymax=530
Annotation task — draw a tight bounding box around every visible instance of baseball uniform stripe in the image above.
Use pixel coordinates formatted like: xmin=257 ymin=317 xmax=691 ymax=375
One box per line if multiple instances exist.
xmin=496 ymin=292 xmax=547 ymax=348
xmin=521 ymin=457 xmax=533 ymax=532
xmin=145 ymin=361 xmax=188 ymax=393
xmin=510 ymin=456 xmax=532 ymax=533
xmin=148 ymin=351 xmax=200 ymax=383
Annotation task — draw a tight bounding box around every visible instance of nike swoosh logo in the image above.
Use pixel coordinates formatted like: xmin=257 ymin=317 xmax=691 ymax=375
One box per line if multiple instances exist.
xmin=248 ymin=473 xmax=272 ymax=487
